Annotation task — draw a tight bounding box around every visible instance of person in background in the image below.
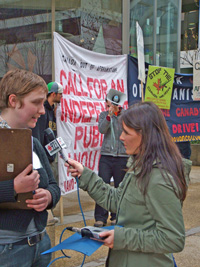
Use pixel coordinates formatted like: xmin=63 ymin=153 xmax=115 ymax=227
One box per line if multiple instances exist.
xmin=0 ymin=69 xmax=61 ymax=267
xmin=32 ymin=81 xmax=63 ymax=164
xmin=94 ymin=92 xmax=128 ymax=227
xmin=32 ymin=81 xmax=63 ymax=225
xmin=66 ymin=101 xmax=191 ymax=267
xmin=176 ymin=141 xmax=191 ymax=160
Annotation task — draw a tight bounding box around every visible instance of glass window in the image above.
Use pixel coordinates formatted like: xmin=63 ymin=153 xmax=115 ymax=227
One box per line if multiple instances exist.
xmin=130 ymin=0 xmax=154 ymax=65
xmin=0 ymin=0 xmax=122 ymax=81
xmin=180 ymin=0 xmax=199 ymax=72
xmin=130 ymin=0 xmax=180 ymax=70
xmin=0 ymin=1 xmax=52 ymax=81
xmin=156 ymin=1 xmax=179 ymax=68
xmin=54 ymin=0 xmax=122 ymax=54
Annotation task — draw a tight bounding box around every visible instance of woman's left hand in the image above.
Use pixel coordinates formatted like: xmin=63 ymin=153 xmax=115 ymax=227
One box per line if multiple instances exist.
xmin=26 ymin=188 xmax=52 ymax=212
xmin=100 ymin=230 xmax=114 ymax=249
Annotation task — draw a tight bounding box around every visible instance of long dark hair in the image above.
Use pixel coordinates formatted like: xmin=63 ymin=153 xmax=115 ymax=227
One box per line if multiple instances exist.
xmin=120 ymin=101 xmax=187 ymax=201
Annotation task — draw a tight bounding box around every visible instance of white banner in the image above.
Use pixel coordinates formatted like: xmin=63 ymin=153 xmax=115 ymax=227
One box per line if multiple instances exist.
xmin=136 ymin=21 xmax=145 ymax=84
xmin=54 ymin=32 xmax=128 ymax=195
xmin=193 ymin=60 xmax=200 ymax=101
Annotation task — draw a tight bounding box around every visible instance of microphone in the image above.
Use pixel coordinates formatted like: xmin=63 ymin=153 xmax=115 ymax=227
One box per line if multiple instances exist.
xmin=44 ymin=128 xmax=69 ymax=163
xmin=66 ymin=226 xmax=109 ymax=240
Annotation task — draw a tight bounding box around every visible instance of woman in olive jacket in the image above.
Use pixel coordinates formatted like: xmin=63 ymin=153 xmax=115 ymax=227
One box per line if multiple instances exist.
xmin=66 ymin=101 xmax=191 ymax=267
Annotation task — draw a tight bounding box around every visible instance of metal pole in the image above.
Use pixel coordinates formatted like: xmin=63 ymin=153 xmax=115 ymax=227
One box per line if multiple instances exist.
xmin=122 ymin=0 xmax=130 ymax=54
xmin=153 ymin=0 xmax=157 ymax=65
xmin=51 ymin=0 xmax=55 ymax=80
xmin=198 ymin=0 xmax=200 ymax=49
xmin=176 ymin=0 xmax=182 ymax=72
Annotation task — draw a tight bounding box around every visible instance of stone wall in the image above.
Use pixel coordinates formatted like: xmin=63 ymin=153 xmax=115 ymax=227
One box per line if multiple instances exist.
xmin=191 ymin=144 xmax=200 ymax=166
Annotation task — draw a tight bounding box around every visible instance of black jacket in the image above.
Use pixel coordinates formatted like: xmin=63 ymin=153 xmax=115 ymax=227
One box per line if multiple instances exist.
xmin=32 ymin=100 xmax=57 ymax=162
xmin=0 ymin=138 xmax=61 ymax=232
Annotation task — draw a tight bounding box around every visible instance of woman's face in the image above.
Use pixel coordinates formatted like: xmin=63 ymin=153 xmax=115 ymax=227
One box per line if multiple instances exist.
xmin=12 ymin=87 xmax=46 ymax=129
xmin=120 ymin=122 xmax=142 ymax=155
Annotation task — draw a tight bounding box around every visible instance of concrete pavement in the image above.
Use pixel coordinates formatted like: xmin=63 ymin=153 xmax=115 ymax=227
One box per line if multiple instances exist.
xmin=46 ymin=165 xmax=200 ymax=267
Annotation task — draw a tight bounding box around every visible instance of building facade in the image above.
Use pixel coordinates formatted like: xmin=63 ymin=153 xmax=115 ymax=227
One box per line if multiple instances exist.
xmin=0 ymin=0 xmax=199 ymax=81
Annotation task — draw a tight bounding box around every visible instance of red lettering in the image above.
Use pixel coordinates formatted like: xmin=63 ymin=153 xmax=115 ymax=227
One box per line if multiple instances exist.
xmin=111 ymin=80 xmax=116 ymax=89
xmin=172 ymin=124 xmax=177 ymax=134
xmin=73 ymin=101 xmax=81 ymax=123
xmin=73 ymin=73 xmax=81 ymax=96
xmin=68 ymin=72 xmax=76 ymax=95
xmin=81 ymin=151 xmax=88 ymax=166
xmin=87 ymin=77 xmax=93 ymax=98
xmin=94 ymin=79 xmax=101 ymax=99
xmin=182 ymin=124 xmax=186 ymax=133
xmin=178 ymin=124 xmax=182 ymax=133
xmin=176 ymin=107 xmax=200 ymax=117
xmin=87 ymin=101 xmax=96 ymax=121
xmin=185 ymin=124 xmax=190 ymax=132
xmin=162 ymin=109 xmax=170 ymax=117
xmin=74 ymin=152 xmax=81 ymax=162
xmin=173 ymin=123 xmax=199 ymax=134
xmin=117 ymin=79 xmax=124 ymax=93
xmin=194 ymin=108 xmax=198 ymax=116
xmin=80 ymin=101 xmax=90 ymax=123
xmin=93 ymin=102 xmax=101 ymax=122
xmin=83 ymin=126 xmax=92 ymax=148
xmin=91 ymin=126 xmax=100 ymax=147
xmin=100 ymin=79 xmax=108 ymax=99
xmin=61 ymin=98 xmax=73 ymax=122
xmin=75 ymin=126 xmax=83 ymax=149
xmin=190 ymin=123 xmax=195 ymax=132
xmin=61 ymin=99 xmax=105 ymax=123
xmin=60 ymin=69 xmax=67 ymax=94
xmin=196 ymin=123 xmax=199 ymax=132
xmin=64 ymin=179 xmax=75 ymax=192
xmin=79 ymin=75 xmax=87 ymax=96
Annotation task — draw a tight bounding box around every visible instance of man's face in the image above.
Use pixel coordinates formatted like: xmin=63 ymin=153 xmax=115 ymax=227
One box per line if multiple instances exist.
xmin=106 ymin=100 xmax=111 ymax=110
xmin=54 ymin=93 xmax=62 ymax=103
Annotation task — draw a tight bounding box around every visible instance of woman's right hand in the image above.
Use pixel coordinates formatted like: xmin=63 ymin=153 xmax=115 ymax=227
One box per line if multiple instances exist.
xmin=64 ymin=158 xmax=84 ymax=178
xmin=14 ymin=164 xmax=40 ymax=193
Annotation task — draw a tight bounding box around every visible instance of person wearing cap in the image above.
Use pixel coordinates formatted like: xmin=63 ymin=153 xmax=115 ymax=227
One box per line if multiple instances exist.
xmin=94 ymin=89 xmax=128 ymax=227
xmin=32 ymin=81 xmax=63 ymax=163
xmin=32 ymin=81 xmax=63 ymax=225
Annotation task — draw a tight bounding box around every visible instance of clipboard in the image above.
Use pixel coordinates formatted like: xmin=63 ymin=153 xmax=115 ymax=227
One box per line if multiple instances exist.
xmin=0 ymin=128 xmax=33 ymax=209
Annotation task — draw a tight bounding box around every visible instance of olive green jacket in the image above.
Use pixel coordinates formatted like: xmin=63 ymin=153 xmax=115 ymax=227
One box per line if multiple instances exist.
xmin=78 ymin=158 xmax=192 ymax=267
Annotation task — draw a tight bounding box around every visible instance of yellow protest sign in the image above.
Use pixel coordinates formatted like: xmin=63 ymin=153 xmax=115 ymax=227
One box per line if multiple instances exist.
xmin=145 ymin=65 xmax=175 ymax=109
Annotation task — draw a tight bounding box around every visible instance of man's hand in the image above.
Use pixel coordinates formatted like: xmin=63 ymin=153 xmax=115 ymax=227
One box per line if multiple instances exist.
xmin=26 ymin=188 xmax=52 ymax=212
xmin=108 ymin=105 xmax=119 ymax=117
xmin=14 ymin=164 xmax=40 ymax=194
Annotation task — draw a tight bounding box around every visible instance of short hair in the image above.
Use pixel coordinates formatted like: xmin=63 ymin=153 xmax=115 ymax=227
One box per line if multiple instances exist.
xmin=0 ymin=69 xmax=48 ymax=110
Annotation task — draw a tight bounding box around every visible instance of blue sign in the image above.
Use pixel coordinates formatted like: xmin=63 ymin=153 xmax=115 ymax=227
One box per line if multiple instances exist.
xmin=128 ymin=55 xmax=200 ymax=142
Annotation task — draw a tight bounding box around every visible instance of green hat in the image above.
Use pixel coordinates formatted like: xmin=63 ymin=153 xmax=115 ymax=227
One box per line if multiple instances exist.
xmin=47 ymin=82 xmax=63 ymax=94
